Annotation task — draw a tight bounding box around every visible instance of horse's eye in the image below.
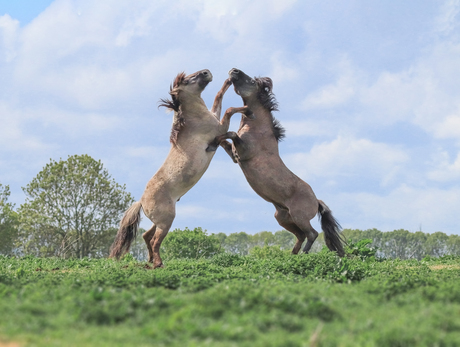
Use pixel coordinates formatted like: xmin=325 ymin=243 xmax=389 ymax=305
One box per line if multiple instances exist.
xmin=265 ymin=87 xmax=269 ymax=92
xmin=183 ymin=80 xmax=189 ymax=85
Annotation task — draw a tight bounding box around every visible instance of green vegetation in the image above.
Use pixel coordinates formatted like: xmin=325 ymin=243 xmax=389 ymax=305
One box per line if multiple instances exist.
xmin=16 ymin=155 xmax=133 ymax=258
xmin=344 ymin=228 xmax=460 ymax=259
xmin=2 ymin=155 xmax=460 ymax=345
xmin=0 ymin=183 xmax=19 ymax=256
xmin=128 ymin=227 xmax=460 ymax=262
xmin=1 ymin=245 xmax=459 ymax=346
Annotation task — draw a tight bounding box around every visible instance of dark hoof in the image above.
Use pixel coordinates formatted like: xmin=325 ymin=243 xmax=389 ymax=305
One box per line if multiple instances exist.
xmin=206 ymin=144 xmax=218 ymax=152
xmin=153 ymin=263 xmax=164 ymax=269
xmin=245 ymin=110 xmax=255 ymax=120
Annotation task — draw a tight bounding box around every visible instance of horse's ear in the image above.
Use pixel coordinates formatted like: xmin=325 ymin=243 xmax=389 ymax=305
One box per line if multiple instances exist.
xmin=257 ymin=77 xmax=273 ymax=93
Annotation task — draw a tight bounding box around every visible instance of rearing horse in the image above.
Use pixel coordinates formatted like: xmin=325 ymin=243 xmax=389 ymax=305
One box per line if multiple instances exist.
xmin=209 ymin=68 xmax=345 ymax=256
xmin=110 ymin=69 xmax=247 ymax=268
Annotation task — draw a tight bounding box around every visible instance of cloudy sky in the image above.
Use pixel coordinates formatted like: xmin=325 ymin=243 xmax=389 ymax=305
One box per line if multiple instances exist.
xmin=1 ymin=0 xmax=460 ymax=236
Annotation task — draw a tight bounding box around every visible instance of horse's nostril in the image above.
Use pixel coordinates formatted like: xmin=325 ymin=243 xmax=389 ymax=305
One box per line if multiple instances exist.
xmin=202 ymin=71 xmax=208 ymax=75
xmin=233 ymin=69 xmax=240 ymax=74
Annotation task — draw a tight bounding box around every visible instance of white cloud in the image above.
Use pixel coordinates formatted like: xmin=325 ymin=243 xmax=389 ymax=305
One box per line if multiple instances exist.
xmin=282 ymin=119 xmax=341 ymax=138
xmin=427 ymin=150 xmax=460 ymax=182
xmin=302 ymin=58 xmax=358 ymax=110
xmin=433 ymin=114 xmax=460 ymax=140
xmin=335 ymin=185 xmax=460 ymax=233
xmin=269 ymin=51 xmax=298 ymax=84
xmin=0 ymin=102 xmax=52 ymax=151
xmin=435 ymin=0 xmax=460 ymax=36
xmin=285 ymin=136 xmax=408 ymax=187
xmin=355 ymin=41 xmax=460 ymax=137
xmin=176 ymin=204 xmax=233 ymax=221
xmin=0 ymin=14 xmax=19 ymax=62
xmin=194 ymin=0 xmax=297 ymax=43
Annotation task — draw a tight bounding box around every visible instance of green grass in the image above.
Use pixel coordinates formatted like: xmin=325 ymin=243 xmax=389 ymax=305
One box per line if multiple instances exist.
xmin=1 ymin=249 xmax=460 ymax=346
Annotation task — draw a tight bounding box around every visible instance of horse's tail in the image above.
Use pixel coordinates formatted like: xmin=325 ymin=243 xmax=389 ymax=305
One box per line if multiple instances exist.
xmin=317 ymin=200 xmax=346 ymax=257
xmin=110 ymin=201 xmax=143 ymax=259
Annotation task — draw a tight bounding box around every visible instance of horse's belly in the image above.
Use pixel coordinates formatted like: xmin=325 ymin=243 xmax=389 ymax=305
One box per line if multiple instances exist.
xmin=170 ymin=154 xmax=214 ymax=195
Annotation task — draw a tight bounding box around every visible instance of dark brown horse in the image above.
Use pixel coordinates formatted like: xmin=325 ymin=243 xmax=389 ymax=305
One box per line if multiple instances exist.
xmin=110 ymin=69 xmax=248 ymax=268
xmin=210 ymin=68 xmax=345 ymax=256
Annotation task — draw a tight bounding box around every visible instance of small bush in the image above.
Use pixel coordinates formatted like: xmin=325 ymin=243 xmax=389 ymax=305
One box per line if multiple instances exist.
xmin=346 ymin=238 xmax=378 ymax=260
xmin=161 ymin=227 xmax=223 ymax=260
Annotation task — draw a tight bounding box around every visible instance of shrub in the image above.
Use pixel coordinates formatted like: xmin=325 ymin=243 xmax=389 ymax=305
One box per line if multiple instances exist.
xmin=161 ymin=227 xmax=223 ymax=260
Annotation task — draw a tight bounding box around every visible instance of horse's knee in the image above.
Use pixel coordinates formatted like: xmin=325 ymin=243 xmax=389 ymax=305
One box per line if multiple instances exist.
xmin=306 ymin=228 xmax=318 ymax=242
xmin=274 ymin=209 xmax=289 ymax=223
xmin=142 ymin=225 xmax=156 ymax=242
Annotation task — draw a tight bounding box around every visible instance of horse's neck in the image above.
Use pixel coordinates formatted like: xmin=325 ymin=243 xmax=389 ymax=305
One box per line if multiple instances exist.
xmin=179 ymin=95 xmax=208 ymax=119
xmin=240 ymin=106 xmax=274 ymax=133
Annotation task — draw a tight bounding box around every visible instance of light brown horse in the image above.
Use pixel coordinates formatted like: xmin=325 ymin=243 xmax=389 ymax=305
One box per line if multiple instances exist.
xmin=210 ymin=68 xmax=345 ymax=256
xmin=110 ymin=69 xmax=248 ymax=268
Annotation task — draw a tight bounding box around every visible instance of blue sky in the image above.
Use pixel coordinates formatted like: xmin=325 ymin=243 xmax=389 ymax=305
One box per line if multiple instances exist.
xmin=1 ymin=0 xmax=460 ymax=235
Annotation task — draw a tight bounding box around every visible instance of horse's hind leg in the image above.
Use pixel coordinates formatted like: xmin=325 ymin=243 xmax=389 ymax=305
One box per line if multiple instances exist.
xmin=301 ymin=224 xmax=319 ymax=253
xmin=150 ymin=222 xmax=173 ymax=269
xmin=142 ymin=224 xmax=156 ymax=263
xmin=274 ymin=207 xmax=306 ymax=254
xmin=148 ymin=206 xmax=175 ymax=269
xmin=289 ymin=211 xmax=319 ymax=254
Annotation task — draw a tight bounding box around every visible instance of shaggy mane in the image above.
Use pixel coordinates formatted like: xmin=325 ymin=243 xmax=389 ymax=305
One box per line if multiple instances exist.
xmin=272 ymin=117 xmax=286 ymax=142
xmin=173 ymin=72 xmax=186 ymax=89
xmin=254 ymin=77 xmax=285 ymax=142
xmin=158 ymin=72 xmax=187 ymax=145
xmin=255 ymin=77 xmax=279 ymax=112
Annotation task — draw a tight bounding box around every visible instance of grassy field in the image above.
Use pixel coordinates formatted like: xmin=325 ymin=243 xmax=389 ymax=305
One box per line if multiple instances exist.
xmin=1 ymin=247 xmax=460 ymax=347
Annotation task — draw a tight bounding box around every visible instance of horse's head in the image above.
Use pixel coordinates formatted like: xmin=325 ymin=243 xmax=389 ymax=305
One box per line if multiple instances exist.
xmin=172 ymin=69 xmax=213 ymax=99
xmin=228 ymin=68 xmax=278 ymax=112
xmin=159 ymin=69 xmax=212 ymax=113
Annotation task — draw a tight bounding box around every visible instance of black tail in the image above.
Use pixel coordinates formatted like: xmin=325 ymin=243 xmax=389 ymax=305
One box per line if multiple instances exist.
xmin=109 ymin=201 xmax=142 ymax=259
xmin=318 ymin=200 xmax=346 ymax=257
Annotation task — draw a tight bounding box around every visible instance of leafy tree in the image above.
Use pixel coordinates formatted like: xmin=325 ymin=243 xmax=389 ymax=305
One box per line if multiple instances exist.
xmin=425 ymin=231 xmax=449 ymax=257
xmin=447 ymin=234 xmax=460 ymax=256
xmin=274 ymin=230 xmax=296 ymax=250
xmin=223 ymin=231 xmax=251 ymax=255
xmin=342 ymin=228 xmax=460 ymax=260
xmin=252 ymin=231 xmax=276 ymax=247
xmin=18 ymin=155 xmax=134 ymax=258
xmin=213 ymin=232 xmax=228 ymax=247
xmin=161 ymin=227 xmax=223 ymax=260
xmin=129 ymin=228 xmax=149 ymax=261
xmin=0 ymin=183 xmax=19 ymax=255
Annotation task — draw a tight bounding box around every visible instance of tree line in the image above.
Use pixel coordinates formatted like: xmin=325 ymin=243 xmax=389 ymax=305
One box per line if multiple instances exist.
xmin=128 ymin=227 xmax=460 ymax=261
xmin=1 ymin=154 xmax=459 ymax=260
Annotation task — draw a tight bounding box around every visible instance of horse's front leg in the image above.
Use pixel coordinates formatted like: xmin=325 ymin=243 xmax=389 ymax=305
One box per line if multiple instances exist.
xmin=206 ymin=106 xmax=252 ymax=153
xmin=206 ymin=131 xmax=238 ymax=153
xmin=211 ymin=78 xmax=232 ymax=120
xmin=220 ymin=140 xmax=239 ymax=163
xmin=220 ymin=106 xmax=253 ymax=130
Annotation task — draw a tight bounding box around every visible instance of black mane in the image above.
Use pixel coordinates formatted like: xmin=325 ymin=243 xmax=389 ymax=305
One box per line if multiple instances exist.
xmin=255 ymin=77 xmax=285 ymax=142
xmin=158 ymin=72 xmax=187 ymax=145
xmin=272 ymin=117 xmax=286 ymax=142
xmin=255 ymin=77 xmax=279 ymax=112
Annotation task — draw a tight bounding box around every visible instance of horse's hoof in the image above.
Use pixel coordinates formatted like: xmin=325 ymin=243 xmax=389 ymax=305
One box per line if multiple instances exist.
xmin=245 ymin=111 xmax=255 ymax=120
xmin=153 ymin=263 xmax=164 ymax=269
